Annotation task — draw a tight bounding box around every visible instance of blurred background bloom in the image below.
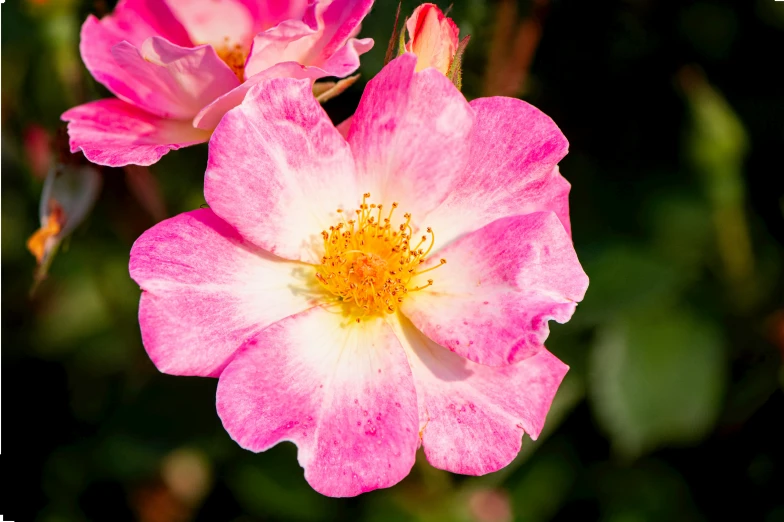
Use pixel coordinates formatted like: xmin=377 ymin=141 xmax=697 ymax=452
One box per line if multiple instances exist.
xmin=62 ymin=0 xmax=374 ymax=166
xmin=2 ymin=0 xmax=783 ymax=520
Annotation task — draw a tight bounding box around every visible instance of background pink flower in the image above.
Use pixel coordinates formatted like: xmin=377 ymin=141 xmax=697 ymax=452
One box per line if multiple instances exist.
xmin=129 ymin=54 xmax=588 ymax=497
xmin=62 ymin=0 xmax=374 ymax=167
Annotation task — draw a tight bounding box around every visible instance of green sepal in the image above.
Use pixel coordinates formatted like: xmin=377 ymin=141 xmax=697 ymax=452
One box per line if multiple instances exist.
xmin=397 ymin=16 xmax=408 ymax=57
xmin=447 ymin=34 xmax=471 ymax=90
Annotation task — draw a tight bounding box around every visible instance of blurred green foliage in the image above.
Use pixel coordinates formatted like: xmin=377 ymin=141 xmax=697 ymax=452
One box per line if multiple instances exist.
xmin=3 ymin=0 xmax=784 ymax=521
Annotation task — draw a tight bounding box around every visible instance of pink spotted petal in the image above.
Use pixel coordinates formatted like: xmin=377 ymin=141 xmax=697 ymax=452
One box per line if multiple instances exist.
xmin=78 ymin=1 xmax=191 ymax=108
xmin=163 ymin=0 xmax=255 ymax=48
xmin=62 ymin=99 xmax=210 ymax=167
xmin=204 ymin=78 xmax=359 ymax=262
xmin=129 ymin=209 xmax=318 ymax=377
xmin=423 ymin=97 xmax=571 ymax=249
xmin=111 ymin=37 xmax=240 ymax=120
xmin=393 ymin=316 xmax=568 ymax=475
xmin=217 ymin=307 xmax=419 ymax=497
xmin=400 ymin=213 xmax=588 ymax=367
xmin=347 ymin=53 xmax=474 ymax=218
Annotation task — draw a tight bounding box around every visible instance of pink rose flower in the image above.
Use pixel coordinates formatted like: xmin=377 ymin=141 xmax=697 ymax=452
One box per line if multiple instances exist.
xmin=129 ymin=54 xmax=588 ymax=497
xmin=63 ymin=0 xmax=374 ymax=167
xmin=405 ymin=3 xmax=460 ymax=74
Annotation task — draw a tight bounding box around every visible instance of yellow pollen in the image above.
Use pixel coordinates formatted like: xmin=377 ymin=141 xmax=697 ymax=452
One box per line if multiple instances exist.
xmin=315 ymin=193 xmax=446 ymax=319
xmin=215 ymin=37 xmax=248 ymax=82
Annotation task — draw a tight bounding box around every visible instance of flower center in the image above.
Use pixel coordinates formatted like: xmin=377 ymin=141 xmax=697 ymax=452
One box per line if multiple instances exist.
xmin=215 ymin=38 xmax=249 ymax=82
xmin=315 ymin=193 xmax=446 ymax=320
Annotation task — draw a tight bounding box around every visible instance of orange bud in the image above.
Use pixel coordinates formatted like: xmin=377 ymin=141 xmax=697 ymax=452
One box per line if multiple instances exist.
xmin=27 ymin=200 xmax=65 ymax=264
xmin=405 ymin=3 xmax=460 ymax=75
xmin=27 ymin=164 xmax=101 ymax=275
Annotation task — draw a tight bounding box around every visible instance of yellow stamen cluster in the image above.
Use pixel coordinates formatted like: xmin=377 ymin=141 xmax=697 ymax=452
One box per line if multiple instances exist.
xmin=315 ymin=193 xmax=446 ymax=320
xmin=215 ymin=37 xmax=248 ymax=82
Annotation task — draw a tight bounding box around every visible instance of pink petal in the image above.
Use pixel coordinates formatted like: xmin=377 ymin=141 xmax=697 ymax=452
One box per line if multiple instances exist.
xmin=308 ymin=0 xmax=374 ymax=65
xmin=193 ymin=38 xmax=371 ymax=131
xmin=394 ymin=316 xmax=568 ymax=475
xmin=244 ymin=20 xmax=318 ymax=78
xmin=244 ymin=0 xmax=372 ymax=76
xmin=346 ymin=53 xmax=474 ymax=219
xmin=110 ymin=37 xmax=240 ymax=120
xmin=237 ymin=0 xmax=309 ymax=31
xmin=319 ymin=36 xmax=374 ymax=78
xmin=422 ymin=96 xmax=571 ymax=250
xmin=105 ymin=0 xmax=191 ymax=46
xmin=400 ymin=212 xmax=589 ymax=367
xmin=204 ymin=78 xmax=359 ymax=262
xmin=192 ymin=61 xmax=319 ymax=130
xmin=163 ymin=0 xmax=255 ymax=48
xmin=129 ymin=208 xmax=318 ymax=377
xmin=62 ymin=99 xmax=210 ymax=167
xmin=216 ymin=307 xmax=419 ymax=497
xmin=78 ymin=1 xmax=191 ymax=107
xmin=336 ymin=115 xmax=353 ymax=139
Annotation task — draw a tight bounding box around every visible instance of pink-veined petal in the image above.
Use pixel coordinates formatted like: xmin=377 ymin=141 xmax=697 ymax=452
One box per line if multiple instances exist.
xmin=401 ymin=212 xmax=588 ymax=367
xmin=423 ymin=97 xmax=571 ymax=249
xmin=163 ymin=0 xmax=255 ymax=48
xmin=110 ymin=37 xmax=239 ymax=120
xmin=204 ymin=78 xmax=359 ymax=262
xmin=217 ymin=307 xmax=419 ymax=497
xmin=347 ymin=53 xmax=473 ymax=219
xmin=62 ymin=99 xmax=210 ymax=167
xmin=392 ymin=315 xmax=568 ymax=475
xmin=129 ymin=208 xmax=319 ymax=377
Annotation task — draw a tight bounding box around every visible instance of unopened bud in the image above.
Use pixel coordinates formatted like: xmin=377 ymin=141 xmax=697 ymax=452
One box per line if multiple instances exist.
xmin=402 ymin=4 xmax=470 ymax=89
xmin=405 ymin=3 xmax=460 ymax=75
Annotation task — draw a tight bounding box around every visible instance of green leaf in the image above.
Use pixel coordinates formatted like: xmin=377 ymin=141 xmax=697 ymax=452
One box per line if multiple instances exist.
xmin=508 ymin=440 xmax=578 ymax=522
xmin=576 ymin=245 xmax=686 ymax=326
xmin=589 ymin=307 xmax=726 ymax=459
xmin=595 ymin=460 xmax=703 ymax=521
xmin=680 ymin=68 xmax=755 ymax=307
xmin=229 ymin=457 xmax=335 ymax=521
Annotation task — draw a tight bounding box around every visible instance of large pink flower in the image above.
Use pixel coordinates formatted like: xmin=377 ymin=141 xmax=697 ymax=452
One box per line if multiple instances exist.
xmin=63 ymin=0 xmax=374 ymax=167
xmin=129 ymin=54 xmax=588 ymax=496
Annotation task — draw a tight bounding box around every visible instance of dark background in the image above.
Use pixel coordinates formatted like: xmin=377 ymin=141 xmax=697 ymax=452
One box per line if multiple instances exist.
xmin=2 ymin=0 xmax=784 ymax=520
